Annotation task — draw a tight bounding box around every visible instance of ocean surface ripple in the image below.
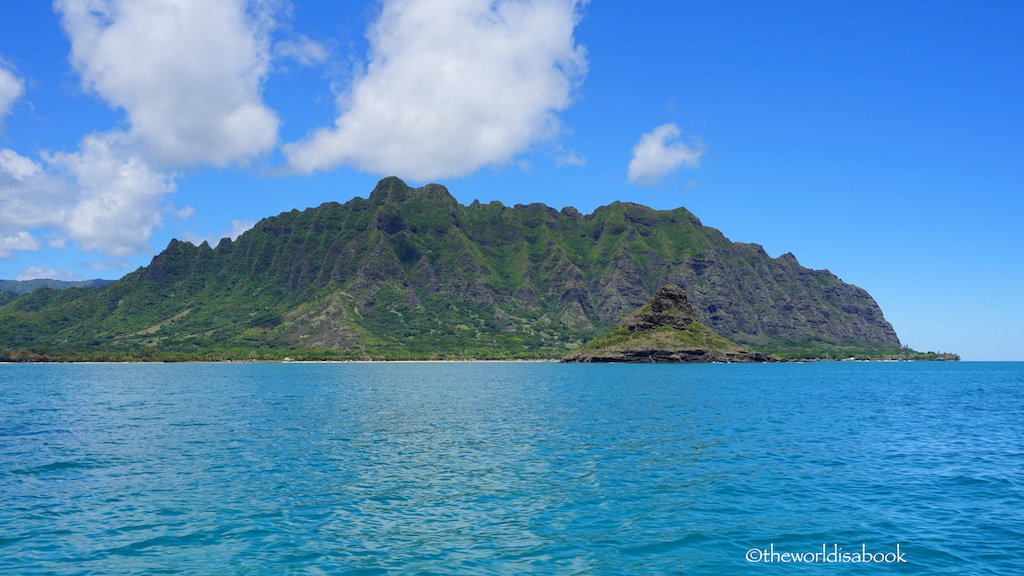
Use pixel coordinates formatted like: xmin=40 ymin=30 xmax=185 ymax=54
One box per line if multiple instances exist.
xmin=1 ymin=362 xmax=1021 ymax=575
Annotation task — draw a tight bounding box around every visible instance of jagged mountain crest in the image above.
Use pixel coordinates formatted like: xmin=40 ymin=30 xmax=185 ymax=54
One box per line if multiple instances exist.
xmin=0 ymin=177 xmax=900 ymax=359
xmin=368 ymin=176 xmax=459 ymax=207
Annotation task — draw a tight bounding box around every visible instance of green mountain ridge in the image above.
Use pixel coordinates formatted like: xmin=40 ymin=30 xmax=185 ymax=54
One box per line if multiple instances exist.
xmin=0 ymin=279 xmax=112 ymax=310
xmin=0 ymin=278 xmax=112 ymax=294
xmin=0 ymin=177 xmax=921 ymax=361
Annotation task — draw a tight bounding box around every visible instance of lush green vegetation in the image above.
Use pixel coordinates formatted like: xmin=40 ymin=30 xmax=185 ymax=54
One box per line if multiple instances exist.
xmin=0 ymin=345 xmax=552 ymax=363
xmin=0 ymin=291 xmax=17 ymax=307
xmin=738 ymin=336 xmax=960 ymax=361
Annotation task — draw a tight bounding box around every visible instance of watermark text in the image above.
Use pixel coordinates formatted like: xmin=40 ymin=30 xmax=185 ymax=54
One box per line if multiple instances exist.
xmin=746 ymin=543 xmax=907 ymax=564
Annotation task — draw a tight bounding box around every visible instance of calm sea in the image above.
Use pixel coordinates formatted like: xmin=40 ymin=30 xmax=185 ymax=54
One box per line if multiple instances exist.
xmin=1 ymin=362 xmax=1021 ymax=575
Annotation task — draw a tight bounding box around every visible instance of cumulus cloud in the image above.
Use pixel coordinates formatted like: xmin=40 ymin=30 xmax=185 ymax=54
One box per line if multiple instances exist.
xmin=16 ymin=266 xmax=81 ymax=281
xmin=86 ymin=259 xmax=132 ymax=271
xmin=627 ymin=123 xmax=704 ymax=186
xmin=553 ymin=146 xmax=586 ymax=167
xmin=49 ymin=132 xmax=175 ymax=257
xmin=0 ymin=232 xmax=42 ymax=259
xmin=1 ymin=136 xmax=173 ymax=258
xmin=55 ymin=0 xmax=280 ymax=167
xmin=0 ymin=0 xmax=284 ymax=260
xmin=0 ymin=60 xmax=24 ymax=122
xmin=285 ymin=0 xmax=588 ymax=180
xmin=0 ymin=149 xmax=73 ymax=257
xmin=276 ymin=35 xmax=328 ymax=67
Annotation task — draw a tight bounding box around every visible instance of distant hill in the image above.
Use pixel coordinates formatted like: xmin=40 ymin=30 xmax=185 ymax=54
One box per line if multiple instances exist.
xmin=0 ymin=177 xmax=908 ymax=361
xmin=0 ymin=278 xmax=113 ymax=294
xmin=562 ymin=284 xmax=774 ymax=363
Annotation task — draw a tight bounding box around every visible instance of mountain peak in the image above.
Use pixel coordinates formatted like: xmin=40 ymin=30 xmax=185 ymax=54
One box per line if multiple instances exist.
xmin=368 ymin=177 xmax=457 ymax=205
xmin=623 ymin=284 xmax=696 ymax=332
xmin=562 ymin=284 xmax=775 ymax=363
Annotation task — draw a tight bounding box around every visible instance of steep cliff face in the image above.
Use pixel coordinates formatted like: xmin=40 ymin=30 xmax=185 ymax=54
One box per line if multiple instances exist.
xmin=0 ymin=177 xmax=900 ymax=358
xmin=562 ymin=285 xmax=774 ymax=363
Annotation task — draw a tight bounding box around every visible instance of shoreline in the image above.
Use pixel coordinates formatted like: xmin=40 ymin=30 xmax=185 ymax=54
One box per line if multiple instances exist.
xmin=1 ymin=357 xmax=977 ymax=365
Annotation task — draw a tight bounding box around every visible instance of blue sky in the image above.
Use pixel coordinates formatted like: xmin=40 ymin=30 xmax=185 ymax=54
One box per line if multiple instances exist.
xmin=0 ymin=1 xmax=1021 ymax=360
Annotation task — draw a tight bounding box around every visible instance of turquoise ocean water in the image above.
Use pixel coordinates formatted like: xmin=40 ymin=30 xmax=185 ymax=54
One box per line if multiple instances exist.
xmin=1 ymin=362 xmax=1021 ymax=575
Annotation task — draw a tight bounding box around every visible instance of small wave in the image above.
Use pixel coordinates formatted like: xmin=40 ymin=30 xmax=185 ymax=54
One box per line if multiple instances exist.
xmin=9 ymin=459 xmax=107 ymax=475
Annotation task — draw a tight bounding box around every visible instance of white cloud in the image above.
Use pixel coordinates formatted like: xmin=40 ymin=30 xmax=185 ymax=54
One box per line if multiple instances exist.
xmin=16 ymin=266 xmax=81 ymax=281
xmin=46 ymin=234 xmax=68 ymax=250
xmin=553 ymin=146 xmax=586 ymax=167
xmin=627 ymin=123 xmax=704 ymax=186
xmin=1 ymin=148 xmax=44 ymax=181
xmin=86 ymin=259 xmax=132 ymax=271
xmin=0 ymin=232 xmax=42 ymax=259
xmin=55 ymin=0 xmax=280 ymax=167
xmin=3 ymin=141 xmax=174 ymax=258
xmin=285 ymin=0 xmax=588 ymax=180
xmin=0 ymin=149 xmax=73 ymax=257
xmin=0 ymin=60 xmax=24 ymax=122
xmin=0 ymin=0 xmax=283 ymax=260
xmin=276 ymin=35 xmax=328 ymax=67
xmin=49 ymin=132 xmax=174 ymax=257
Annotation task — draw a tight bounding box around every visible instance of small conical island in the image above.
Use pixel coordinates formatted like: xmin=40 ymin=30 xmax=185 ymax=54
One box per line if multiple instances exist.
xmin=561 ymin=284 xmax=776 ymax=363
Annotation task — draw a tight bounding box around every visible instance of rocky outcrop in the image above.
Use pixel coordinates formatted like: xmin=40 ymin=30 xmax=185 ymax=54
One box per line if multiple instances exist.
xmin=621 ymin=283 xmax=697 ymax=331
xmin=562 ymin=285 xmax=776 ymax=363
